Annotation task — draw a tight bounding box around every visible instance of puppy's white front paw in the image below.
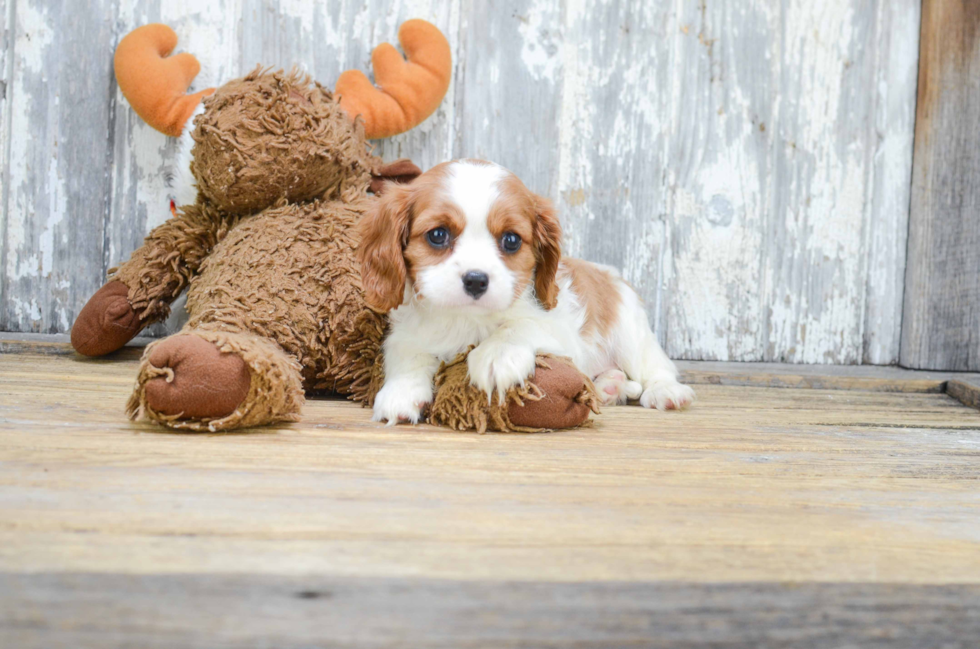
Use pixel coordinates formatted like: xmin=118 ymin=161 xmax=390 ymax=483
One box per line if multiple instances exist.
xmin=640 ymin=380 xmax=695 ymax=411
xmin=467 ymin=341 xmax=537 ymax=404
xmin=372 ymin=378 xmax=433 ymax=425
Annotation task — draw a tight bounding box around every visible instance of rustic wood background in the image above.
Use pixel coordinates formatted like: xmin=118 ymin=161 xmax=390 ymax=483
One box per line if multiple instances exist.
xmin=902 ymin=0 xmax=980 ymax=372
xmin=0 ymin=0 xmax=923 ymax=365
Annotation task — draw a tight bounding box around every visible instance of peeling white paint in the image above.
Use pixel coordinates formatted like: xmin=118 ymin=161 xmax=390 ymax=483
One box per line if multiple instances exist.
xmin=557 ymin=0 xmax=595 ymax=249
xmin=38 ymin=153 xmax=67 ymax=277
xmin=15 ymin=1 xmax=52 ymax=73
xmin=2 ymin=0 xmax=920 ymax=365
xmin=862 ymin=0 xmax=920 ymax=364
xmin=517 ymin=2 xmax=561 ymax=82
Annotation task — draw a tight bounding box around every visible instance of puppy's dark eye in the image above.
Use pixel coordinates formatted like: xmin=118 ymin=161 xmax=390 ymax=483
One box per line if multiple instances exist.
xmin=426 ymin=227 xmax=451 ymax=248
xmin=500 ymin=232 xmax=522 ymax=254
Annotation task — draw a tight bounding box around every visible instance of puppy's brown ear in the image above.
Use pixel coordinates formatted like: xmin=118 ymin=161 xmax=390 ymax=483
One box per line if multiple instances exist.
xmin=358 ymin=182 xmax=413 ymax=312
xmin=533 ymin=194 xmax=562 ymax=311
xmin=370 ymin=159 xmax=423 ymax=195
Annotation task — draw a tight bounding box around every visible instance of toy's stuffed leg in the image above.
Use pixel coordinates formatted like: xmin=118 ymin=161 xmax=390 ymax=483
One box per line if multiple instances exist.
xmin=71 ymin=203 xmax=230 ymax=357
xmin=127 ymin=328 xmax=304 ymax=431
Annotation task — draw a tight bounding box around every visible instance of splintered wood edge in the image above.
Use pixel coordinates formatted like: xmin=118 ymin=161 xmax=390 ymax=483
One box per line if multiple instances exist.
xmin=2 ymin=333 xmax=979 ymax=407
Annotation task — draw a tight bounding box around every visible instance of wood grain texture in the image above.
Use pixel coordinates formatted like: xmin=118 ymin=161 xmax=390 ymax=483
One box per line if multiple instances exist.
xmin=902 ymin=0 xmax=980 ymax=371
xmin=2 ymin=352 xmax=980 ymax=645
xmin=864 ymin=0 xmax=920 ymax=365
xmin=2 ymin=352 xmax=980 ymax=584
xmin=0 ymin=0 xmax=10 ymax=330
xmin=1 ymin=0 xmax=118 ymax=334
xmin=0 ymin=1 xmax=920 ymax=367
xmin=454 ymin=0 xmax=562 ymax=198
xmin=946 ymin=377 xmax=980 ymax=411
xmin=557 ymin=0 xmax=674 ymax=346
xmin=3 ymin=575 xmax=980 ymax=648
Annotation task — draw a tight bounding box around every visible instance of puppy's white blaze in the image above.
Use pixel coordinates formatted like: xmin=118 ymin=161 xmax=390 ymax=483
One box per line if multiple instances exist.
xmin=445 ymin=160 xmax=508 ymax=225
xmin=415 ymin=161 xmax=516 ymax=312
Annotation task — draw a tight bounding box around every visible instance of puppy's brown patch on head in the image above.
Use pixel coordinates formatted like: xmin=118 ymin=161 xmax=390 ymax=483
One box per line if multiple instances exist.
xmin=358 ymin=162 xmax=454 ymax=310
xmin=558 ymin=258 xmax=621 ymax=338
xmin=489 ymin=172 xmax=563 ymax=308
xmin=393 ymin=163 xmax=466 ymax=300
xmin=403 ymin=188 xmax=465 ymax=289
xmin=489 ymin=173 xmax=539 ymax=298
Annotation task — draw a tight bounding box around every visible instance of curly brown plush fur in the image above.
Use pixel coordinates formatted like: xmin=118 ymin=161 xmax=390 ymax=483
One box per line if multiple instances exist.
xmin=192 ymin=68 xmax=380 ymax=215
xmin=429 ymin=353 xmax=600 ymax=433
xmin=75 ymin=68 xmax=597 ymax=433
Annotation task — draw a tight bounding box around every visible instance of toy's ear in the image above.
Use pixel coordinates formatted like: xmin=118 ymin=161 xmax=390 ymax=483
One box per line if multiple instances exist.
xmin=358 ymin=183 xmax=414 ymax=312
xmin=533 ymin=195 xmax=562 ymax=311
xmin=336 ymin=19 xmax=451 ymax=139
xmin=114 ymin=24 xmax=215 ymax=137
xmin=370 ymin=159 xmax=423 ymax=195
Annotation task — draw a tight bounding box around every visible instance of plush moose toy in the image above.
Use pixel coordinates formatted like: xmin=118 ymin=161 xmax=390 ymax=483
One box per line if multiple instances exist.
xmin=70 ymin=21 xmax=599 ymax=433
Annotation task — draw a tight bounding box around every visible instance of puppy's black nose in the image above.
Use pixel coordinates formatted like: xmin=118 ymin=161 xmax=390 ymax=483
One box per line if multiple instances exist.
xmin=462 ymin=271 xmax=489 ymax=299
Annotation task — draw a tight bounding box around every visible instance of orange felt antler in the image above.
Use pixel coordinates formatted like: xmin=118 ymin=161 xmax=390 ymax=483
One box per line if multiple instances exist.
xmin=336 ymin=19 xmax=451 ymax=139
xmin=114 ymin=24 xmax=215 ymax=137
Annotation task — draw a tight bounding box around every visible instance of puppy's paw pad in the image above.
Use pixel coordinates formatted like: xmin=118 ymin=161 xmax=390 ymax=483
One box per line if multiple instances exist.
xmin=640 ymin=381 xmax=695 ymax=411
xmin=594 ymin=369 xmax=631 ymax=405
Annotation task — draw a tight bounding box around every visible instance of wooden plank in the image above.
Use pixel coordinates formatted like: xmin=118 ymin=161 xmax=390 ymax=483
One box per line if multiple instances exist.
xmin=760 ymin=0 xmax=875 ymax=364
xmin=1 ymin=0 xmax=118 ymax=334
xmin=862 ymin=0 xmax=920 ymax=364
xmin=0 ymin=332 xmax=148 ymax=358
xmin=947 ymin=377 xmax=980 ymax=411
xmin=0 ymin=0 xmax=11 ymax=325
xmin=676 ymin=360 xmax=958 ymax=394
xmin=665 ymin=1 xmax=916 ymax=364
xmin=663 ymin=0 xmax=771 ymax=361
xmin=901 ymin=1 xmax=980 ymax=371
xmin=556 ymin=1 xmax=674 ymax=347
xmin=453 ymin=0 xmax=562 ymax=198
xmin=2 ymin=352 xmax=980 ymax=644
xmin=3 ymin=574 xmax=980 ymax=648
xmin=2 ymin=352 xmax=980 ymax=587
xmin=106 ymin=0 xmax=243 ymax=338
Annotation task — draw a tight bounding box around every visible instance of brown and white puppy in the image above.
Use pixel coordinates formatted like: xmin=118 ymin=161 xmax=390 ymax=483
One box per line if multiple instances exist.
xmin=359 ymin=159 xmax=694 ymax=424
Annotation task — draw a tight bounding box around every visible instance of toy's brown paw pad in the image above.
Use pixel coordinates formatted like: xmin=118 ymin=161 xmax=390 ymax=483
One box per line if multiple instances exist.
xmin=144 ymin=335 xmax=251 ymax=419
xmin=507 ymin=358 xmax=596 ymax=429
xmin=71 ymin=281 xmax=144 ymax=357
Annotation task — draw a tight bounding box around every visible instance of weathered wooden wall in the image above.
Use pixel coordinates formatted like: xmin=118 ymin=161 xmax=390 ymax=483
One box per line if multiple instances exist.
xmin=0 ymin=0 xmax=921 ymax=364
xmin=902 ymin=0 xmax=980 ymax=371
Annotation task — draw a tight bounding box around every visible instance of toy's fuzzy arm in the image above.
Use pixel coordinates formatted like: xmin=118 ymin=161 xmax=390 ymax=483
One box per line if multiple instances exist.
xmin=336 ymin=19 xmax=451 ymax=139
xmin=71 ymin=205 xmax=233 ymax=357
xmin=114 ymin=24 xmax=214 ymax=137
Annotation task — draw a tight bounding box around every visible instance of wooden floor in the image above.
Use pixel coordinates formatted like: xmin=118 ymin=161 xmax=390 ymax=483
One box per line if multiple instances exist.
xmin=2 ymin=349 xmax=980 ymax=647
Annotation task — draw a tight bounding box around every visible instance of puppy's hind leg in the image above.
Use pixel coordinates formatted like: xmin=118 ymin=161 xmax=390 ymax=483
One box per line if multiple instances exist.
xmin=612 ymin=288 xmax=695 ymax=411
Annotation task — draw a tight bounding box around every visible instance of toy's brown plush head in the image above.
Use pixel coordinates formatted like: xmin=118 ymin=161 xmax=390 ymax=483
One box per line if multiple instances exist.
xmin=191 ymin=69 xmax=380 ymax=215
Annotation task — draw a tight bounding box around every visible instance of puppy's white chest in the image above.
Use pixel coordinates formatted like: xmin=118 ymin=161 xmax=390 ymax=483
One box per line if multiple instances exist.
xmin=394 ymin=306 xmax=504 ymax=361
